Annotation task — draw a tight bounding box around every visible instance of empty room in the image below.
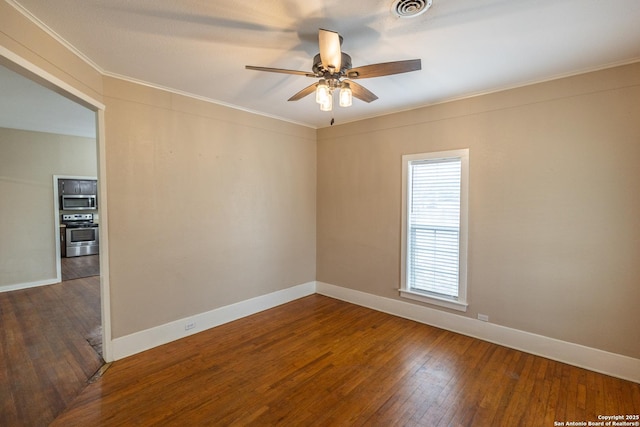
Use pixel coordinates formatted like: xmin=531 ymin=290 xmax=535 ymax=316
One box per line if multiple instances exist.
xmin=1 ymin=0 xmax=639 ymax=425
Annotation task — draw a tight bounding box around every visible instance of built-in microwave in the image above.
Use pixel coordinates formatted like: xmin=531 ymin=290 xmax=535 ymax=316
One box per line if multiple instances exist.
xmin=61 ymin=194 xmax=97 ymax=210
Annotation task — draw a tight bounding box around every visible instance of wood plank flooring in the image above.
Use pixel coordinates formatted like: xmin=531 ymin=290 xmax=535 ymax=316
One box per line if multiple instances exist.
xmin=52 ymin=295 xmax=639 ymax=426
xmin=61 ymin=254 xmax=100 ymax=282
xmin=0 ymin=276 xmax=103 ymax=427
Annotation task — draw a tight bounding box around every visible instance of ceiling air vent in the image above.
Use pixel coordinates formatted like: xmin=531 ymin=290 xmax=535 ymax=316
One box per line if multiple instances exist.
xmin=391 ymin=0 xmax=433 ymax=18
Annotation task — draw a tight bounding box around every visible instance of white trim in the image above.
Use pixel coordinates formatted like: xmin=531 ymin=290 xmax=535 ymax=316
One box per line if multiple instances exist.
xmin=95 ymin=109 xmax=113 ymax=362
xmin=0 ymin=278 xmax=59 ymax=293
xmin=399 ymin=289 xmax=468 ymax=312
xmin=52 ymin=176 xmax=62 ymax=284
xmin=111 ymin=281 xmax=317 ymax=360
xmin=5 ymin=0 xmax=105 ymax=74
xmin=54 ymin=174 xmax=98 ymax=180
xmin=103 ymin=72 xmax=316 ymax=130
xmin=0 ymin=46 xmax=105 ymax=111
xmin=316 ymin=282 xmax=640 ymax=384
xmin=326 ymin=59 xmax=640 ymax=130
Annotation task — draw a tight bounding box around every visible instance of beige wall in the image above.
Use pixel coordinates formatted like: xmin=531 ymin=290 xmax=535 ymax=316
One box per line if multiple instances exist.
xmin=103 ymin=78 xmax=317 ymax=337
xmin=317 ymin=62 xmax=640 ymax=359
xmin=0 ymin=128 xmax=97 ymax=287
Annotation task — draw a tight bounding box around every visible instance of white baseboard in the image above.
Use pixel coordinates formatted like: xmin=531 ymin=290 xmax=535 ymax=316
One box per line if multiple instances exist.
xmin=111 ymin=281 xmax=316 ymax=360
xmin=316 ymin=281 xmax=640 ymax=384
xmin=0 ymin=277 xmax=59 ymax=293
xmin=110 ymin=280 xmax=639 ymax=383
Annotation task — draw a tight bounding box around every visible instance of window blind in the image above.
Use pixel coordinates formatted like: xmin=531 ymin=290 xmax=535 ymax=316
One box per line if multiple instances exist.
xmin=408 ymin=158 xmax=462 ymax=298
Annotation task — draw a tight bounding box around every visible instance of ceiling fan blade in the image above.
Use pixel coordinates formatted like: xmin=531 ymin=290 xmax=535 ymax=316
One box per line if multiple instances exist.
xmin=245 ymin=65 xmax=315 ymax=77
xmin=346 ymin=80 xmax=378 ymax=103
xmin=318 ymin=29 xmax=342 ymax=74
xmin=346 ymin=59 xmax=421 ymax=79
xmin=288 ymin=83 xmax=318 ymax=101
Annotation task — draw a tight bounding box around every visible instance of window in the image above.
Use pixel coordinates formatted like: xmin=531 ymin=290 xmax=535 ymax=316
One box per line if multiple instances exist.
xmin=401 ymin=149 xmax=469 ymax=312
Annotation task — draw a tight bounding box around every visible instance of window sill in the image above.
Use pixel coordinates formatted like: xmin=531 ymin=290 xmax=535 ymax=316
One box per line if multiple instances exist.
xmin=399 ymin=289 xmax=468 ymax=312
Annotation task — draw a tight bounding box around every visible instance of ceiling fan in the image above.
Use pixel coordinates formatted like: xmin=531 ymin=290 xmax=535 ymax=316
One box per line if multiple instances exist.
xmin=246 ymin=28 xmax=421 ymax=112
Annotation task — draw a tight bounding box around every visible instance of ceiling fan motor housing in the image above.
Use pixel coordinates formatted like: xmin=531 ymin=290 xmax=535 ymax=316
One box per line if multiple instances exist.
xmin=312 ymin=53 xmax=352 ymax=77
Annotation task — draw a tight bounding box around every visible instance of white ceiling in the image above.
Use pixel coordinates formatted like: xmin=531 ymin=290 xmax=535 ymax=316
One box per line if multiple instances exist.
xmin=5 ymin=0 xmax=640 ymax=129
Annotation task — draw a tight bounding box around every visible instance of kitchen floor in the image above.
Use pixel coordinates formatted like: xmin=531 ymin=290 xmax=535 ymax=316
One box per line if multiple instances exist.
xmin=61 ymin=254 xmax=100 ymax=281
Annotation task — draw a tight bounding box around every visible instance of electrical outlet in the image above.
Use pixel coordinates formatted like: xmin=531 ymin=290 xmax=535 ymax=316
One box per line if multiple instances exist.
xmin=477 ymin=313 xmax=489 ymax=322
xmin=185 ymin=321 xmax=196 ymax=331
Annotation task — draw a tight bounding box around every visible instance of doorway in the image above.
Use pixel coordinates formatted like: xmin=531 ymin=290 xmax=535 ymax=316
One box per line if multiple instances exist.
xmin=61 ymin=255 xmax=101 ymax=281
xmin=0 ymin=48 xmax=110 ymax=358
xmin=0 ymin=50 xmax=111 ymax=424
xmin=55 ymin=175 xmax=101 ymax=282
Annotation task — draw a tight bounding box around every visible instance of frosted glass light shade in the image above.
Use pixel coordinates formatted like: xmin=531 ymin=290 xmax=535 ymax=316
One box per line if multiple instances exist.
xmin=316 ymin=81 xmax=329 ymax=104
xmin=320 ymin=93 xmax=333 ymax=111
xmin=339 ymin=83 xmax=352 ymax=107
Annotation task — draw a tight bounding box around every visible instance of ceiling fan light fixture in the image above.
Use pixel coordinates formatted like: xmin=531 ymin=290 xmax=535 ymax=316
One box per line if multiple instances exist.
xmin=246 ymin=29 xmax=421 ymax=112
xmin=316 ymin=80 xmax=330 ymax=104
xmin=339 ymin=82 xmax=352 ymax=107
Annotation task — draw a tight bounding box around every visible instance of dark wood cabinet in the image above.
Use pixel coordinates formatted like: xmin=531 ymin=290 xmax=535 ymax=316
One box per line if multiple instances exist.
xmin=58 ymin=179 xmax=97 ymax=195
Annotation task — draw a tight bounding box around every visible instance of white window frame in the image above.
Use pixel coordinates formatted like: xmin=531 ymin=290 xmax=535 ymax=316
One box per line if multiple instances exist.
xmin=400 ymin=149 xmax=469 ymax=312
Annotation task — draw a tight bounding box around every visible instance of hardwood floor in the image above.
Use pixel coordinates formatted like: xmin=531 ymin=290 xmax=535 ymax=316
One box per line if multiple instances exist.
xmin=52 ymin=295 xmax=639 ymax=426
xmin=61 ymin=254 xmax=100 ymax=282
xmin=0 ymin=276 xmax=103 ymax=427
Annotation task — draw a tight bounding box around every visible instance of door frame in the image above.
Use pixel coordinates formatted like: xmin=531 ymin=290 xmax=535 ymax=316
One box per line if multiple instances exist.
xmin=1 ymin=46 xmax=113 ymax=362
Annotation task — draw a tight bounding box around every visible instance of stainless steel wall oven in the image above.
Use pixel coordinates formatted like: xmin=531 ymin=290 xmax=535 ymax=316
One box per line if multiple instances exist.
xmin=61 ymin=214 xmax=99 ymax=257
